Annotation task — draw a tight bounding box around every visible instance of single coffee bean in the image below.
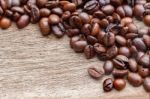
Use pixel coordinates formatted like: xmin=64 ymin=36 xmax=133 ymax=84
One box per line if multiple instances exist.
xmin=17 ymin=14 xmax=30 ymax=29
xmin=143 ymin=77 xmax=150 ymax=92
xmin=119 ymin=47 xmax=130 ymax=58
xmin=93 ymin=10 xmax=106 ymax=19
xmin=36 ymin=0 xmax=48 ymax=8
xmin=51 ymin=7 xmax=63 ymax=16
xmin=143 ymin=35 xmax=150 ymax=48
xmin=63 ymin=3 xmax=76 ymax=12
xmin=91 ymin=23 xmax=100 ymax=36
xmin=136 ymin=52 xmax=145 ymax=62
xmin=0 ymin=17 xmax=11 ymax=29
xmin=99 ymin=19 xmax=109 ymax=28
xmin=111 ymin=0 xmax=123 ymax=6
xmin=112 ymin=69 xmax=128 ymax=78
xmin=88 ymin=66 xmax=104 ymax=79
xmin=138 ymin=66 xmax=150 ymax=78
xmin=39 ymin=18 xmax=50 ymax=36
xmin=51 ymin=23 xmax=65 ymax=38
xmin=103 ymin=32 xmax=115 ymax=47
xmin=66 ymin=29 xmax=79 ymax=37
xmin=126 ymin=23 xmax=138 ymax=33
xmin=103 ymin=78 xmax=113 ymax=92
xmin=11 ymin=7 xmax=25 ymax=14
xmin=84 ymin=45 xmax=95 ymax=59
xmin=125 ymin=33 xmax=138 ymax=39
xmin=132 ymin=38 xmax=146 ymax=52
xmin=103 ymin=60 xmax=114 ymax=75
xmin=113 ymin=79 xmax=126 ymax=91
xmin=133 ymin=4 xmax=145 ymax=20
xmin=127 ymin=73 xmax=143 ymax=87
xmin=48 ymin=14 xmax=60 ymax=25
xmin=71 ymin=0 xmax=83 ymax=6
xmin=106 ymin=45 xmax=118 ymax=59
xmin=40 ymin=8 xmax=51 ymax=17
xmin=30 ymin=5 xmax=40 ymax=23
xmin=72 ymin=40 xmax=87 ymax=53
xmin=87 ymin=35 xmax=98 ymax=45
xmin=144 ymin=15 xmax=150 ymax=26
xmin=69 ymin=15 xmax=82 ymax=28
xmin=139 ymin=54 xmax=150 ymax=68
xmin=94 ymin=43 xmax=106 ymax=54
xmin=128 ymin=58 xmax=138 ymax=72
xmin=101 ymin=5 xmax=115 ymax=15
xmin=113 ymin=55 xmax=129 ymax=70
xmin=81 ymin=24 xmax=91 ymax=36
xmin=121 ymin=17 xmax=133 ymax=26
xmin=70 ymin=35 xmax=82 ymax=48
xmin=0 ymin=0 xmax=7 ymax=11
xmin=79 ymin=12 xmax=90 ymax=24
xmin=45 ymin=1 xmax=58 ymax=9
xmin=115 ymin=35 xmax=127 ymax=46
xmin=12 ymin=12 xmax=21 ymax=21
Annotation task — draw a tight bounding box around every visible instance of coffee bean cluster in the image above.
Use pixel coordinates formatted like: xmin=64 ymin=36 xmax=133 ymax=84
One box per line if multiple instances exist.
xmin=0 ymin=0 xmax=150 ymax=93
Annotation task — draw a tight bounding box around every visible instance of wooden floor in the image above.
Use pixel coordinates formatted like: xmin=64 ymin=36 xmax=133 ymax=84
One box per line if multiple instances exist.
xmin=0 ymin=20 xmax=149 ymax=99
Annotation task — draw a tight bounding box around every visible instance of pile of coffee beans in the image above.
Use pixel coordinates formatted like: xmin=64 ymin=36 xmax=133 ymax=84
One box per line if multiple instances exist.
xmin=0 ymin=0 xmax=150 ymax=92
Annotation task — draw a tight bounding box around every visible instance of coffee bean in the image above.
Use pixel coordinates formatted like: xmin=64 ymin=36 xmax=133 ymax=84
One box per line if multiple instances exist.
xmin=0 ymin=17 xmax=11 ymax=29
xmin=103 ymin=78 xmax=113 ymax=92
xmin=121 ymin=17 xmax=133 ymax=26
xmin=40 ymin=8 xmax=51 ymax=17
xmin=143 ymin=35 xmax=150 ymax=48
xmin=112 ymin=69 xmax=128 ymax=78
xmin=111 ymin=0 xmax=123 ymax=6
xmin=144 ymin=15 xmax=150 ymax=26
xmin=45 ymin=1 xmax=58 ymax=9
xmin=87 ymin=35 xmax=98 ymax=45
xmin=72 ymin=40 xmax=87 ymax=53
xmin=103 ymin=60 xmax=114 ymax=75
xmin=138 ymin=66 xmax=149 ymax=78
xmin=12 ymin=12 xmax=21 ymax=21
xmin=51 ymin=7 xmax=63 ymax=16
xmin=113 ymin=79 xmax=126 ymax=91
xmin=127 ymin=73 xmax=143 ymax=87
xmin=88 ymin=66 xmax=104 ymax=79
xmin=63 ymin=3 xmax=76 ymax=12
xmin=71 ymin=0 xmax=83 ymax=6
xmin=36 ymin=0 xmax=48 ymax=8
xmin=91 ymin=23 xmax=100 ymax=36
xmin=94 ymin=43 xmax=106 ymax=54
xmin=133 ymin=4 xmax=145 ymax=20
xmin=48 ymin=14 xmax=60 ymax=25
xmin=103 ymin=32 xmax=115 ymax=47
xmin=127 ymin=23 xmax=138 ymax=33
xmin=119 ymin=47 xmax=130 ymax=58
xmin=66 ymin=29 xmax=79 ymax=37
xmin=100 ymin=19 xmax=109 ymax=28
xmin=84 ymin=45 xmax=95 ymax=59
xmin=0 ymin=0 xmax=7 ymax=11
xmin=51 ymin=23 xmax=65 ymax=38
xmin=79 ymin=12 xmax=90 ymax=24
xmin=30 ymin=5 xmax=40 ymax=24
xmin=115 ymin=35 xmax=127 ymax=46
xmin=17 ymin=14 xmax=30 ymax=29
xmin=128 ymin=58 xmax=138 ymax=72
xmin=132 ymin=38 xmax=146 ymax=52
xmin=143 ymin=77 xmax=150 ymax=92
xmin=69 ymin=15 xmax=82 ymax=28
xmin=113 ymin=55 xmax=129 ymax=70
xmin=39 ymin=18 xmax=50 ymax=36
xmin=101 ymin=5 xmax=115 ymax=15
xmin=11 ymin=6 xmax=25 ymax=14
xmin=139 ymin=54 xmax=150 ymax=68
xmin=106 ymin=45 xmax=118 ymax=59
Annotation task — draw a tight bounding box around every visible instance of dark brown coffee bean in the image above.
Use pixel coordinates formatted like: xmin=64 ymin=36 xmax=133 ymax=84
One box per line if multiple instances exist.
xmin=39 ymin=18 xmax=50 ymax=36
xmin=88 ymin=66 xmax=104 ymax=79
xmin=30 ymin=5 xmax=40 ymax=23
xmin=121 ymin=17 xmax=133 ymax=26
xmin=94 ymin=43 xmax=106 ymax=54
xmin=11 ymin=6 xmax=25 ymax=14
xmin=99 ymin=19 xmax=109 ymax=28
xmin=133 ymin=4 xmax=145 ymax=20
xmin=143 ymin=35 xmax=150 ymax=48
xmin=48 ymin=14 xmax=60 ymax=25
xmin=62 ymin=11 xmax=71 ymax=21
xmin=125 ymin=33 xmax=138 ymax=39
xmin=0 ymin=0 xmax=7 ymax=11
xmin=70 ymin=35 xmax=82 ymax=48
xmin=84 ymin=45 xmax=95 ymax=59
xmin=91 ymin=23 xmax=100 ymax=36
xmin=17 ymin=14 xmax=30 ymax=29
xmin=66 ymin=29 xmax=79 ymax=37
xmin=103 ymin=60 xmax=114 ymax=75
xmin=143 ymin=77 xmax=150 ymax=92
xmin=119 ymin=47 xmax=130 ymax=58
xmin=103 ymin=32 xmax=115 ymax=47
xmin=106 ymin=45 xmax=118 ymax=59
xmin=113 ymin=55 xmax=129 ymax=70
xmin=0 ymin=17 xmax=11 ymax=29
xmin=79 ymin=12 xmax=90 ymax=24
xmin=138 ymin=66 xmax=149 ymax=78
xmin=45 ymin=1 xmax=58 ymax=9
xmin=111 ymin=0 xmax=123 ymax=6
xmin=139 ymin=54 xmax=150 ymax=68
xmin=71 ymin=0 xmax=83 ymax=6
xmin=69 ymin=15 xmax=82 ymax=28
xmin=97 ymin=30 xmax=105 ymax=43
xmin=40 ymin=8 xmax=51 ymax=17
xmin=12 ymin=12 xmax=21 ymax=21
xmin=112 ymin=69 xmax=128 ymax=78
xmin=103 ymin=78 xmax=113 ymax=92
xmin=132 ymin=38 xmax=146 ymax=52
xmin=72 ymin=40 xmax=87 ymax=53
xmin=63 ymin=3 xmax=76 ymax=12
xmin=51 ymin=23 xmax=65 ymax=38
xmin=136 ymin=52 xmax=145 ymax=62
xmin=51 ymin=7 xmax=63 ymax=16
xmin=127 ymin=23 xmax=138 ymax=33
xmin=93 ymin=10 xmax=106 ymax=19
xmin=138 ymin=29 xmax=149 ymax=37
xmin=113 ymin=79 xmax=126 ymax=91
xmin=128 ymin=58 xmax=138 ymax=72
xmin=123 ymin=5 xmax=133 ymax=17
xmin=101 ymin=5 xmax=114 ymax=15
xmin=36 ymin=0 xmax=48 ymax=8
xmin=115 ymin=35 xmax=127 ymax=46
xmin=87 ymin=35 xmax=98 ymax=45
xmin=84 ymin=0 xmax=99 ymax=14
xmin=127 ymin=73 xmax=143 ymax=87
xmin=81 ymin=24 xmax=91 ymax=36
xmin=144 ymin=15 xmax=150 ymax=26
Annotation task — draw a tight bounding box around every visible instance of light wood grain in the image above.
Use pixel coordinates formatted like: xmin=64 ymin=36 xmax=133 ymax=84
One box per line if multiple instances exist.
xmin=0 ymin=21 xmax=149 ymax=99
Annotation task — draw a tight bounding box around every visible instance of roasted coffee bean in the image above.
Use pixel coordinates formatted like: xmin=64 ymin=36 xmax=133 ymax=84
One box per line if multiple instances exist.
xmin=143 ymin=35 xmax=150 ymax=48
xmin=84 ymin=45 xmax=95 ymax=59
xmin=101 ymin=5 xmax=114 ymax=15
xmin=103 ymin=32 xmax=115 ymax=47
xmin=69 ymin=15 xmax=82 ymax=28
xmin=0 ymin=7 xmax=3 ymax=15
xmin=70 ymin=35 xmax=82 ymax=48
xmin=40 ymin=8 xmax=51 ymax=17
xmin=11 ymin=7 xmax=25 ymax=14
xmin=136 ymin=52 xmax=145 ymax=62
xmin=138 ymin=29 xmax=149 ymax=37
xmin=119 ymin=47 xmax=130 ymax=58
xmin=93 ymin=10 xmax=106 ymax=19
xmin=72 ymin=40 xmax=87 ymax=53
xmin=39 ymin=18 xmax=50 ymax=36
xmin=91 ymin=23 xmax=100 ymax=36
xmin=36 ymin=0 xmax=48 ymax=8
xmin=63 ymin=3 xmax=76 ymax=12
xmin=99 ymin=19 xmax=109 ymax=28
xmin=84 ymin=0 xmax=99 ymax=14
xmin=0 ymin=0 xmax=7 ymax=11
xmin=125 ymin=33 xmax=138 ymax=39
xmin=138 ymin=66 xmax=149 ymax=78
xmin=52 ymin=7 xmax=63 ymax=16
xmin=133 ymin=4 xmax=145 ymax=20
xmin=51 ymin=23 xmax=65 ymax=38
xmin=103 ymin=78 xmax=113 ymax=92
xmin=88 ymin=66 xmax=104 ymax=79
xmin=113 ymin=55 xmax=129 ymax=70
xmin=87 ymin=35 xmax=98 ymax=45
xmin=139 ymin=54 xmax=150 ymax=68
xmin=111 ymin=0 xmax=123 ymax=6
xmin=12 ymin=12 xmax=21 ymax=21
xmin=103 ymin=60 xmax=114 ymax=75
xmin=49 ymin=14 xmax=60 ymax=25
xmin=115 ymin=35 xmax=127 ymax=46
xmin=112 ymin=69 xmax=128 ymax=78
xmin=0 ymin=17 xmax=11 ymax=29
xmin=17 ymin=14 xmax=30 ymax=29
xmin=127 ymin=73 xmax=143 ymax=87
xmin=121 ymin=17 xmax=133 ymax=26
xmin=94 ymin=43 xmax=106 ymax=54
xmin=106 ymin=45 xmax=118 ymax=59
xmin=45 ymin=1 xmax=58 ymax=9
xmin=30 ymin=5 xmax=40 ymax=23
xmin=143 ymin=77 xmax=150 ymax=92
xmin=113 ymin=79 xmax=126 ymax=91
xmin=128 ymin=58 xmax=138 ymax=72
xmin=132 ymin=38 xmax=146 ymax=52
xmin=81 ymin=24 xmax=92 ymax=36
xmin=62 ymin=11 xmax=71 ymax=21
xmin=66 ymin=29 xmax=79 ymax=37
xmin=71 ymin=0 xmax=83 ymax=6
xmin=79 ymin=12 xmax=90 ymax=24
xmin=127 ymin=23 xmax=138 ymax=33
xmin=144 ymin=15 xmax=150 ymax=26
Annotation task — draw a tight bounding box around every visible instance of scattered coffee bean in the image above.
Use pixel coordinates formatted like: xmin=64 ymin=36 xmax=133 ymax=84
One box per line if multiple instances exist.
xmin=143 ymin=77 xmax=150 ymax=92
xmin=103 ymin=78 xmax=113 ymax=92
xmin=113 ymin=79 xmax=126 ymax=91
xmin=103 ymin=60 xmax=114 ymax=75
xmin=0 ymin=17 xmax=11 ymax=29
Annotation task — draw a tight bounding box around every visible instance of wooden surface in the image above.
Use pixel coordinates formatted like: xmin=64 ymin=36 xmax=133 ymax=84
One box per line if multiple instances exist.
xmin=0 ymin=20 xmax=149 ymax=99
